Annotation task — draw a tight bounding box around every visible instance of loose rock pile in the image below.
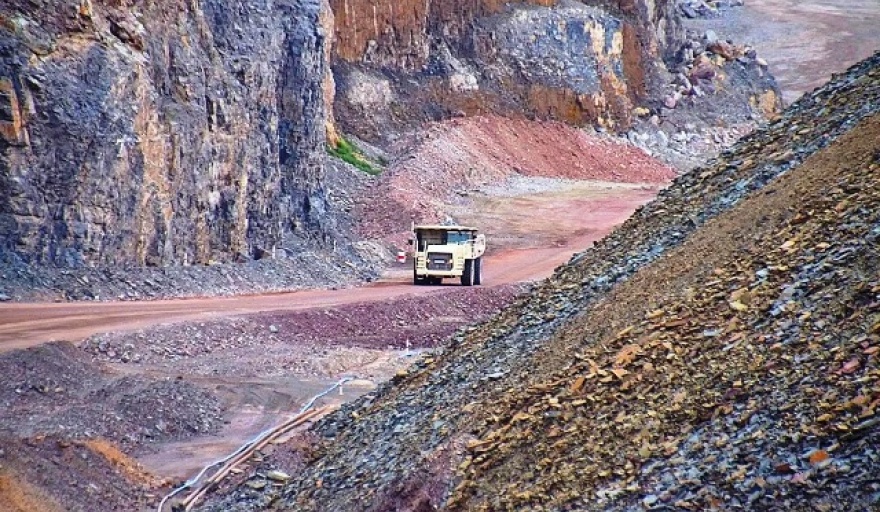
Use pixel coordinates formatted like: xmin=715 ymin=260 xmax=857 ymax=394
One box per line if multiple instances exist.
xmin=448 ymin=114 xmax=880 ymax=511
xmin=0 ymin=434 xmax=160 ymax=512
xmin=666 ymin=30 xmax=773 ymax=111
xmin=202 ymin=53 xmax=880 ymax=511
xmin=0 ymin=241 xmax=382 ymax=303
xmin=625 ymin=122 xmax=756 ymax=172
xmin=622 ymin=21 xmax=781 ymax=173
xmin=81 ymin=285 xmax=521 ymax=377
xmin=0 ymin=343 xmax=225 ymax=448
xmin=679 ymin=0 xmax=744 ymax=19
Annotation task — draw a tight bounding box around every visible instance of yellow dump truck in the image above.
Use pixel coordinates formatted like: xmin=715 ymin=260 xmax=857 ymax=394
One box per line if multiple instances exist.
xmin=410 ymin=225 xmax=486 ymax=286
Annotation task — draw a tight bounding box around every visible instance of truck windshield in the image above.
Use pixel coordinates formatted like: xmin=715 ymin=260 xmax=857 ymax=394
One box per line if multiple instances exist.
xmin=415 ymin=230 xmax=474 ymax=250
xmin=446 ymin=231 xmax=472 ymax=244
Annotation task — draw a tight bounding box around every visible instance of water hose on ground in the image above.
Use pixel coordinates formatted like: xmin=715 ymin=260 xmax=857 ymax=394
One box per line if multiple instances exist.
xmin=157 ymin=376 xmax=354 ymax=512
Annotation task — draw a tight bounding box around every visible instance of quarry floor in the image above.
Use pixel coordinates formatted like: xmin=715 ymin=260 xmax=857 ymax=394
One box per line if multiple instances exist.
xmin=0 ymin=177 xmax=663 ymax=511
xmin=2 ymin=3 xmax=879 ymax=510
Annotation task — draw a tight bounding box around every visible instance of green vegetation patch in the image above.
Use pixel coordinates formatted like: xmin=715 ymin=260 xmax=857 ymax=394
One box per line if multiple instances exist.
xmin=327 ymin=136 xmax=382 ymax=175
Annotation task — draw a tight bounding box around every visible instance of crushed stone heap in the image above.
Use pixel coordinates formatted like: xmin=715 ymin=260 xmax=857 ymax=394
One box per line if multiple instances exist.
xmin=205 ymin=52 xmax=880 ymax=511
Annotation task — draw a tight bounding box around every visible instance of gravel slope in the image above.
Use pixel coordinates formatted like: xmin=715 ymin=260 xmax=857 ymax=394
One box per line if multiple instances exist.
xmin=202 ymin=52 xmax=880 ymax=511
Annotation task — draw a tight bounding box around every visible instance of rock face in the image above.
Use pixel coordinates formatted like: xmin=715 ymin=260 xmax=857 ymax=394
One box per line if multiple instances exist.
xmin=0 ymin=0 xmax=332 ymax=267
xmin=329 ymin=0 xmax=686 ymax=140
xmin=0 ymin=0 xmax=779 ymax=273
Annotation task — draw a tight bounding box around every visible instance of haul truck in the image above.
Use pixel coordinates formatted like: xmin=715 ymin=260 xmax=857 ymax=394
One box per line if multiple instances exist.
xmin=409 ymin=225 xmax=486 ymax=286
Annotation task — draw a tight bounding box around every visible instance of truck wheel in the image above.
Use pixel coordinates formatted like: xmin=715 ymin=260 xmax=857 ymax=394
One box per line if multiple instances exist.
xmin=461 ymin=259 xmax=474 ymax=287
xmin=413 ymin=265 xmax=426 ymax=286
xmin=474 ymin=257 xmax=482 ymax=286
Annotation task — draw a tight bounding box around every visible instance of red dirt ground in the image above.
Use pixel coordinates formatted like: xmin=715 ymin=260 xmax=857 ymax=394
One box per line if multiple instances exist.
xmin=0 ymin=185 xmax=657 ymax=352
xmin=356 ymin=115 xmax=675 ymax=244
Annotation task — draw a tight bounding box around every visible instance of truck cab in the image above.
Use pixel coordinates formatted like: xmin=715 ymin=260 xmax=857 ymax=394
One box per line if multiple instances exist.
xmin=410 ymin=225 xmax=486 ymax=286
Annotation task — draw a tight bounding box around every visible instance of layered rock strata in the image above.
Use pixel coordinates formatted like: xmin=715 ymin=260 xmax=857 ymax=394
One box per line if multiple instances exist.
xmin=331 ymin=0 xmax=687 ymax=140
xmin=0 ymin=0 xmax=332 ymax=267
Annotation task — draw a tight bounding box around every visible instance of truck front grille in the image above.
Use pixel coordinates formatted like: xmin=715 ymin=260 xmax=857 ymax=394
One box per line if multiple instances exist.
xmin=426 ymin=252 xmax=453 ymax=271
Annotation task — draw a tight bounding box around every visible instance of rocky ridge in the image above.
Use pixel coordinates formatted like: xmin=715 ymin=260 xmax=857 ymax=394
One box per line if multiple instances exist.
xmin=330 ymin=0 xmax=779 ymax=143
xmin=202 ymin=53 xmax=880 ymax=511
xmin=447 ymin=100 xmax=880 ymax=512
xmin=1 ymin=0 xmax=779 ymax=302
xmin=0 ymin=0 xmax=345 ymax=270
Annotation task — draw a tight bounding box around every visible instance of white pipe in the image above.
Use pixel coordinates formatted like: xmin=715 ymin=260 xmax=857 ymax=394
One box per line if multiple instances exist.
xmin=157 ymin=376 xmax=354 ymax=512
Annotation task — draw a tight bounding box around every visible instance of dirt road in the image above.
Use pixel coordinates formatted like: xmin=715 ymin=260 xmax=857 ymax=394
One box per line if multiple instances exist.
xmin=0 ymin=180 xmax=660 ymax=487
xmin=0 ymin=185 xmax=658 ymax=352
xmin=688 ymin=0 xmax=880 ymax=104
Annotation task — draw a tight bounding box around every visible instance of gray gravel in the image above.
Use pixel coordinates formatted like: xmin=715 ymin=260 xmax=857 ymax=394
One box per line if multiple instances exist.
xmin=0 ymin=342 xmax=225 ymax=449
xmin=200 ymin=52 xmax=880 ymax=512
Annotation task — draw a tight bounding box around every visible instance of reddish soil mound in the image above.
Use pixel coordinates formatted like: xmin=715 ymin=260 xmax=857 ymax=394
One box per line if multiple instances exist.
xmin=0 ymin=470 xmax=64 ymax=512
xmin=356 ymin=115 xmax=675 ymax=242
xmin=0 ymin=436 xmax=159 ymax=512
